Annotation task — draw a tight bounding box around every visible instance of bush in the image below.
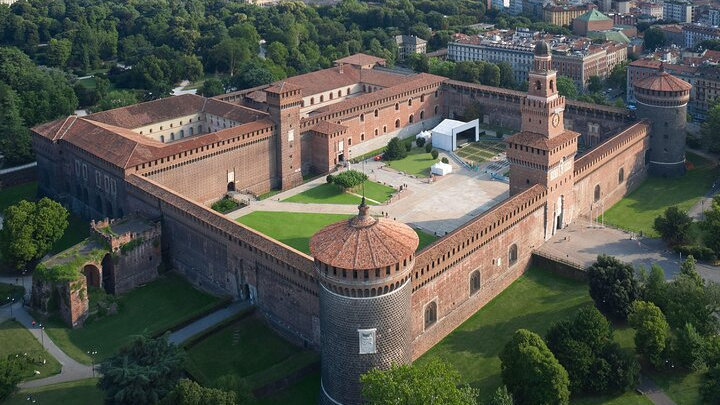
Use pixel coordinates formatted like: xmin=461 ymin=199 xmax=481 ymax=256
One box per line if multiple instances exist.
xmin=702 ymin=364 xmax=720 ymax=404
xmin=496 ymin=129 xmax=504 ymax=139
xmin=654 ymin=206 xmax=692 ymax=245
xmin=333 ymin=170 xmax=368 ymax=189
xmin=425 ymin=142 xmax=433 ymax=153
xmin=673 ymin=245 xmax=717 ymax=261
xmin=441 ymin=157 xmax=449 ymax=164
xmin=416 ymin=137 xmax=426 ymax=147
xmin=384 ymin=138 xmax=408 ymax=161
xmin=405 ymin=142 xmax=412 ymax=152
xmin=588 ymin=255 xmax=641 ymax=320
xmin=326 ymin=174 xmax=334 ymax=184
xmin=431 ymin=149 xmax=439 ymax=159
xmin=211 ymin=198 xmax=239 ymax=214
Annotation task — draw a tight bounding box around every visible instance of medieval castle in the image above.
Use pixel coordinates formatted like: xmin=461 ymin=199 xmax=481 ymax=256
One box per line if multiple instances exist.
xmin=32 ymin=43 xmax=691 ymax=404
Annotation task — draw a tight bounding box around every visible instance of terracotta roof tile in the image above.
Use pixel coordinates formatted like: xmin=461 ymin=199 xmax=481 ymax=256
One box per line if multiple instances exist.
xmin=334 ymin=53 xmax=386 ymax=67
xmin=86 ymin=94 xmax=205 ymax=128
xmin=204 ymin=98 xmax=267 ymax=122
xmin=311 ymin=121 xmax=348 ymax=135
xmin=506 ymin=130 xmax=580 ymax=150
xmin=276 ymin=66 xmax=360 ymax=96
xmin=310 ymin=205 xmax=418 ymax=270
xmin=634 ymin=69 xmax=692 ymax=92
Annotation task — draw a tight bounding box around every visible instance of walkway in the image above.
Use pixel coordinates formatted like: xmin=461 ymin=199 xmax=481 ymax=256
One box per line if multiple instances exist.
xmin=638 ymin=375 xmax=677 ymax=405
xmin=168 ymin=300 xmax=251 ymax=345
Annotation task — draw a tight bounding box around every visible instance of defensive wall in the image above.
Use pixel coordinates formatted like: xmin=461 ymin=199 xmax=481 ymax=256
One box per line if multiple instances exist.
xmin=443 ymin=80 xmax=633 ymax=144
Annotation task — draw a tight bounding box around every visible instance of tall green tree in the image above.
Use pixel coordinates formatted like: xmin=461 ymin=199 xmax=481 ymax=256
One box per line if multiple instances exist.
xmin=500 ymin=329 xmax=570 ymax=405
xmin=674 ymin=322 xmax=707 ymax=371
xmin=556 ymin=76 xmax=578 ymax=99
xmin=98 ymin=335 xmax=185 ymax=405
xmin=588 ymin=255 xmax=641 ymax=320
xmin=486 ymin=386 xmax=514 ymax=405
xmin=0 ymin=84 xmax=33 ymax=166
xmin=46 ymin=38 xmax=72 ymax=68
xmin=360 ymin=359 xmax=479 ymax=405
xmin=0 ymin=198 xmax=68 ymax=271
xmin=0 ymin=357 xmax=26 ymax=402
xmin=644 ymin=27 xmax=666 ymax=51
xmin=161 ymin=379 xmax=238 ymax=405
xmin=94 ymin=90 xmax=139 ymax=112
xmin=702 ymin=103 xmax=720 ymax=153
xmin=628 ymin=300 xmax=670 ymax=368
xmin=384 ymin=137 xmax=408 ymax=161
xmin=653 ymin=206 xmax=692 ymax=245
xmin=199 ymin=79 xmax=225 ymax=97
xmin=588 ymin=76 xmax=602 ymax=93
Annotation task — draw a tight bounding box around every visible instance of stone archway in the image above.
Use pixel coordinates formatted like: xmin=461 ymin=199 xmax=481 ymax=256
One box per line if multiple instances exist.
xmin=101 ymin=253 xmax=115 ymax=294
xmin=83 ymin=264 xmax=101 ymax=288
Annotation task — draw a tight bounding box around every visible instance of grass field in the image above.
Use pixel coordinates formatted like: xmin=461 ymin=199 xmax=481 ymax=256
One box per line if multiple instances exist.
xmin=0 ymin=282 xmax=24 ymax=305
xmin=604 ymin=152 xmax=719 ymax=236
xmin=0 ymin=182 xmax=37 ymax=213
xmin=186 ymin=315 xmax=318 ymax=389
xmin=4 ymin=378 xmax=102 ymax=405
xmin=40 ymin=273 xmax=224 ymax=365
xmin=649 ymin=369 xmax=703 ymax=405
xmin=456 ymin=140 xmax=506 ymax=164
xmin=238 ymin=211 xmax=438 ymax=255
xmin=283 ymin=180 xmax=395 ymax=205
xmin=257 ymin=371 xmax=320 ymax=405
xmin=416 ymin=267 xmax=653 ymax=405
xmin=387 ymin=147 xmax=437 ymax=177
xmin=0 ymin=320 xmax=62 ymax=381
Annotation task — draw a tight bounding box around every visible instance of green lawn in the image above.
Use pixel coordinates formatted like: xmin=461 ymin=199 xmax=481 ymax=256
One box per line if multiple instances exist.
xmin=257 ymin=189 xmax=282 ymax=200
xmin=604 ymin=152 xmax=719 ymax=237
xmin=4 ymin=378 xmax=102 ymax=405
xmin=185 ymin=315 xmax=318 ymax=389
xmin=257 ymin=371 xmax=320 ymax=405
xmin=238 ymin=211 xmax=437 ymax=255
xmin=0 ymin=320 xmax=62 ymax=381
xmin=648 ymin=369 xmax=703 ymax=405
xmin=0 ymin=282 xmax=24 ymax=305
xmin=77 ymin=76 xmax=97 ymax=89
xmin=417 ymin=267 xmax=653 ymax=405
xmin=283 ymin=180 xmax=395 ymax=205
xmin=40 ymin=273 xmax=224 ymax=365
xmin=387 ymin=147 xmax=438 ymax=177
xmin=0 ymin=182 xmax=37 ymax=213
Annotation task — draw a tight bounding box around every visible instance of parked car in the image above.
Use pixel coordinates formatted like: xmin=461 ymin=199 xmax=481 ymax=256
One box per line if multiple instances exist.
xmin=373 ymin=154 xmax=383 ymax=161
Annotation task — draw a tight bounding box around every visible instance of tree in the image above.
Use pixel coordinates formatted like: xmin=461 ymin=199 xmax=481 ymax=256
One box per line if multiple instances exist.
xmin=416 ymin=137 xmax=426 ymax=147
xmin=425 ymin=142 xmax=433 ymax=153
xmin=463 ymin=102 xmax=484 ymax=122
xmin=701 ymin=363 xmax=720 ymax=404
xmin=46 ymin=38 xmax=72 ymax=68
xmin=161 ymin=379 xmax=237 ymax=405
xmin=500 ymin=329 xmax=570 ymax=405
xmin=588 ymin=255 xmax=641 ymax=320
xmin=199 ymin=79 xmax=225 ymax=97
xmin=485 ymin=386 xmax=514 ymax=405
xmin=384 ymin=137 xmax=408 ymax=161
xmin=361 ymin=359 xmax=478 ymax=405
xmin=680 ymin=255 xmax=703 ymax=286
xmin=628 ymin=301 xmax=669 ymax=368
xmin=431 ymin=149 xmax=439 ymax=159
xmin=705 ymin=195 xmax=720 ymax=254
xmin=213 ymin=375 xmax=255 ymax=405
xmin=0 ymin=84 xmax=33 ymax=166
xmin=482 ymin=64 xmax=501 ymax=87
xmin=674 ymin=323 xmax=707 ymax=371
xmin=588 ymin=76 xmax=602 ymax=93
xmin=497 ymin=62 xmax=516 ymax=89
xmin=653 ymin=206 xmax=692 ymax=245
xmin=609 ymin=61 xmax=628 ymax=90
xmin=98 ymin=335 xmax=185 ymax=405
xmin=94 ymin=90 xmax=138 ymax=112
xmin=644 ymin=27 xmax=666 ymax=51
xmin=662 ymin=275 xmax=720 ymax=336
xmin=332 ymin=170 xmax=368 ymax=189
xmin=702 ymin=102 xmax=720 ymax=153
xmin=232 ymin=67 xmax=277 ymax=90
xmin=556 ymin=76 xmax=578 ymax=99
xmin=0 ymin=198 xmax=68 ymax=270
xmin=0 ymin=357 xmax=26 ymax=402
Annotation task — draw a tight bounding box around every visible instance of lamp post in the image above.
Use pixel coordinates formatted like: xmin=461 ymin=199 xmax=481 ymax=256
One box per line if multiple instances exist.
xmin=6 ymin=297 xmax=13 ymax=318
xmin=702 ymin=199 xmax=705 ymax=221
xmin=39 ymin=324 xmax=44 ymax=348
xmin=88 ymin=350 xmax=98 ymax=378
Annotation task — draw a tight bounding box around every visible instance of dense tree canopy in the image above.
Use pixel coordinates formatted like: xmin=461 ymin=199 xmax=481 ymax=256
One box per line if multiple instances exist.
xmin=161 ymin=379 xmax=238 ymax=405
xmin=643 ymin=27 xmax=666 ymax=51
xmin=555 ymin=76 xmax=578 ymax=99
xmin=588 ymin=255 xmax=641 ymax=320
xmin=0 ymin=357 xmax=26 ymax=402
xmin=653 ymin=206 xmax=692 ymax=245
xmin=629 ymin=300 xmax=670 ymax=368
xmin=360 ymin=359 xmax=479 ymax=405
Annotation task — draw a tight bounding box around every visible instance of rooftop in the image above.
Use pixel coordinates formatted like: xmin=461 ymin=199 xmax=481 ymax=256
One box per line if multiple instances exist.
xmin=575 ymin=9 xmax=612 ymax=22
xmin=334 ymin=53 xmax=386 ymax=67
xmin=633 ymin=66 xmax=692 ymax=91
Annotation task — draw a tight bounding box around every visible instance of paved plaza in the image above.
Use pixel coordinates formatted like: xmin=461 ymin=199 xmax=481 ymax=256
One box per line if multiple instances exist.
xmin=538 ymin=221 xmax=720 ymax=284
xmin=229 ymin=153 xmax=510 ymax=236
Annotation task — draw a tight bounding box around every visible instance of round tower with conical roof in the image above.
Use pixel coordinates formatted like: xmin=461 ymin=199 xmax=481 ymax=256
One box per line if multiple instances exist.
xmin=310 ymin=199 xmax=419 ymax=405
xmin=633 ymin=64 xmax=692 ymax=177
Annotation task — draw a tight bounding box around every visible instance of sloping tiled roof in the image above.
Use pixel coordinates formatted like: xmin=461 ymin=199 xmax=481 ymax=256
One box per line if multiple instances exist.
xmin=203 ymin=98 xmax=267 ymax=122
xmin=506 ymin=130 xmax=580 ymax=150
xmin=86 ymin=94 xmax=206 ymax=128
xmin=634 ymin=68 xmax=692 ymax=92
xmin=311 ymin=121 xmax=348 ymax=135
xmin=278 ymin=66 xmax=360 ymax=96
xmin=334 ymin=53 xmax=386 ymax=67
xmin=575 ymin=9 xmax=611 ymax=22
xmin=310 ymin=204 xmax=418 ymax=270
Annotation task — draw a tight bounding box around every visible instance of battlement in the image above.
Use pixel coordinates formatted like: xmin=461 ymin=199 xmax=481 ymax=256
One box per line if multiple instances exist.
xmin=90 ymin=215 xmax=161 ymax=253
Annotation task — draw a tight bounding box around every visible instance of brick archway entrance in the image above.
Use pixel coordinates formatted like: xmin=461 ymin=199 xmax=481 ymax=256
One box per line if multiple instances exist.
xmin=83 ymin=264 xmax=101 ymax=288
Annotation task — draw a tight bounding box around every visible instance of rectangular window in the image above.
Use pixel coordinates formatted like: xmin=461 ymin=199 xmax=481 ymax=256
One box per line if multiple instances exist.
xmin=82 ymin=164 xmax=88 ymax=180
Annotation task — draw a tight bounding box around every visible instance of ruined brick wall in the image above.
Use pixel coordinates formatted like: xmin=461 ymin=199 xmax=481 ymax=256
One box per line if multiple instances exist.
xmin=409 ymin=186 xmax=548 ymax=358
xmin=443 ymin=80 xmax=633 ymax=143
xmin=572 ymin=121 xmax=650 ymax=219
xmin=112 ymin=236 xmax=161 ymax=295
xmin=125 ymin=175 xmax=320 ymax=346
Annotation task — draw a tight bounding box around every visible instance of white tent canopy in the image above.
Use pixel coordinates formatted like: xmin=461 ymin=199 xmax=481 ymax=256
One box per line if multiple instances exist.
xmin=431 ymin=162 xmax=453 ymax=176
xmin=431 ymin=119 xmax=480 ymax=151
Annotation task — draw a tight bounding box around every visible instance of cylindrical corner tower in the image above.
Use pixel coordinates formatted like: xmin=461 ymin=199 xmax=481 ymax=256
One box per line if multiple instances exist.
xmin=310 ymin=200 xmax=419 ymax=405
xmin=633 ymin=65 xmax=692 ymax=178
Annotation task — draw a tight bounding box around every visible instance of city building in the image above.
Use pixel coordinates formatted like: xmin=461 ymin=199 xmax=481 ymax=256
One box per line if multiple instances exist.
xmin=395 ymin=35 xmax=427 ymax=60
xmin=572 ymin=9 xmax=614 ymax=36
xmin=0 ymin=0 xmax=18 ymax=4
xmin=660 ymin=24 xmax=685 ymax=47
xmin=684 ymin=24 xmax=720 ymax=49
xmin=492 ymin=0 xmax=510 ymax=10
xmin=543 ymin=3 xmax=596 ymax=26
xmin=509 ymin=0 xmax=524 ymax=15
xmin=664 ymin=0 xmax=694 ymax=23
xmin=709 ymin=9 xmax=720 ymax=26
xmin=448 ymin=31 xmax=627 ymax=89
xmin=639 ymin=1 xmax=664 ymax=19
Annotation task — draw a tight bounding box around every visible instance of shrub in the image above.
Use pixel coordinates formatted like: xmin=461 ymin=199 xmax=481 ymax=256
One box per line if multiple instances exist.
xmin=416 ymin=137 xmax=426 ymax=147
xmin=425 ymin=142 xmax=433 ymax=153
xmin=326 ymin=174 xmax=334 ymax=184
xmin=211 ymin=198 xmax=239 ymax=214
xmin=384 ymin=138 xmax=408 ymax=161
xmin=496 ymin=129 xmax=504 ymax=139
xmin=405 ymin=142 xmax=412 ymax=152
xmin=588 ymin=255 xmax=641 ymax=320
xmin=333 ymin=170 xmax=368 ymax=189
xmin=654 ymin=206 xmax=692 ymax=245
xmin=441 ymin=157 xmax=449 ymax=164
xmin=673 ymin=245 xmax=717 ymax=261
xmin=431 ymin=149 xmax=439 ymax=160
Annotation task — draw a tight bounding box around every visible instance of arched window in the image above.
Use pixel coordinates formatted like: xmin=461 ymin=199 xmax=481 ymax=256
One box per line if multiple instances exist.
xmin=361 ymin=133 xmax=365 ymax=141
xmin=395 ymin=103 xmax=400 ymax=111
xmin=374 ymin=109 xmax=379 ymax=117
xmin=420 ymin=94 xmax=425 ymax=102
xmin=374 ymin=129 xmax=378 ymax=136
xmin=170 ymin=132 xmax=175 ymax=141
xmin=434 ymin=105 xmax=439 ymax=115
xmin=594 ymin=184 xmax=601 ymax=202
xmin=180 ymin=129 xmax=185 ymax=138
xmin=360 ymin=113 xmax=365 ymax=122
xmin=550 ymin=80 xmax=554 ymax=92
xmin=508 ymin=244 xmax=518 ymax=266
xmin=395 ymin=119 xmax=401 ymax=128
xmin=346 ymin=88 xmax=351 ymax=95
xmin=160 ymin=135 xmax=165 ymax=143
xmin=408 ymin=98 xmax=413 ymax=106
xmin=311 ymin=97 xmax=315 ymax=105
xmin=383 ymin=126 xmax=387 ymax=133
xmin=190 ymin=127 xmax=194 ymax=136
xmin=618 ymin=167 xmax=625 ymax=183
xmin=409 ymin=114 xmax=414 ymax=124
xmin=535 ymin=80 xmax=542 ymax=90
xmin=330 ymin=92 xmax=334 ymax=100
xmin=338 ymin=90 xmax=341 ymax=97
xmin=420 ymin=110 xmax=425 ymax=120
xmin=470 ymin=271 xmax=481 ymax=295
xmin=348 ymin=137 xmax=352 ymax=146
xmin=424 ymin=301 xmax=437 ymax=329
xmin=320 ymin=95 xmax=324 ymax=102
